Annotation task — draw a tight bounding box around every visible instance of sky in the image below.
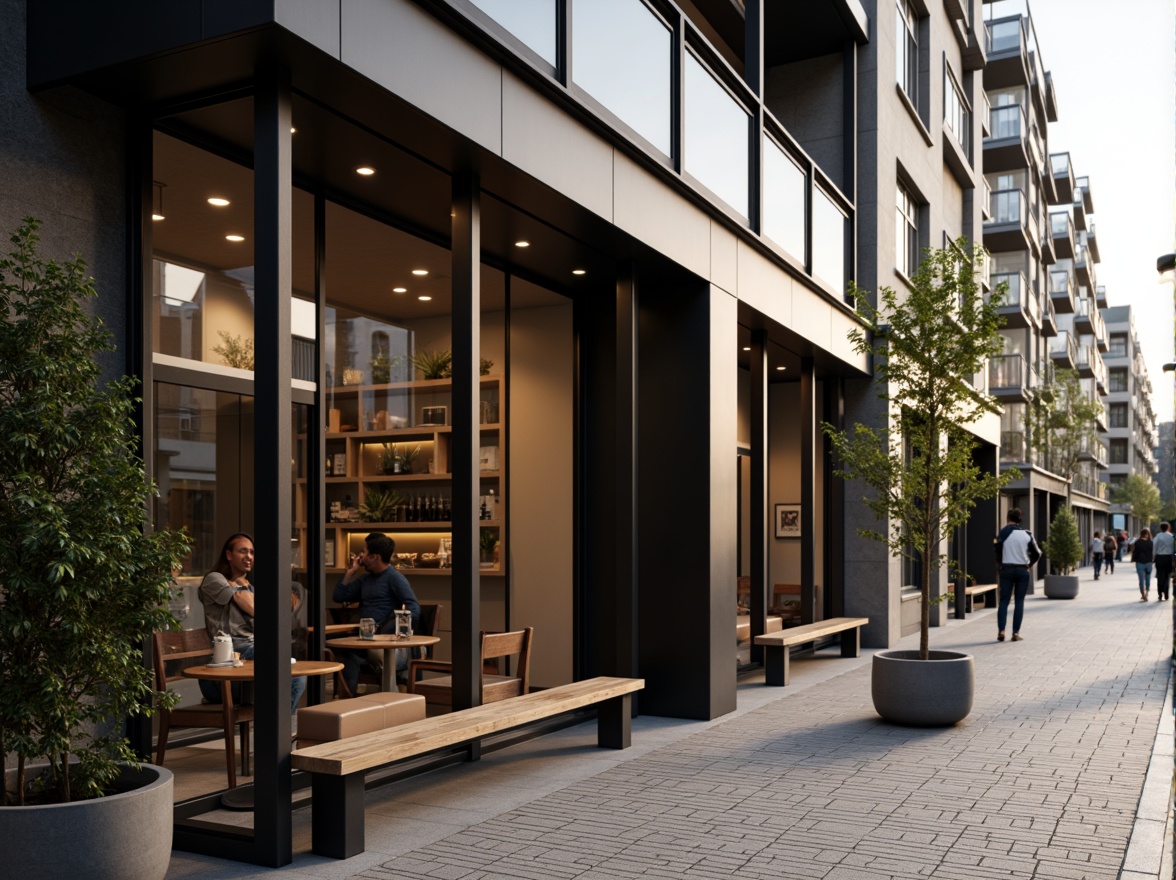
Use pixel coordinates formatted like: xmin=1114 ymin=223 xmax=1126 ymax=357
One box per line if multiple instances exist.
xmin=1027 ymin=0 xmax=1176 ymax=422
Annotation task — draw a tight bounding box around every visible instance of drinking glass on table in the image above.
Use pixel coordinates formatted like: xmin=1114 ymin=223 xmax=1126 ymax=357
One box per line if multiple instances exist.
xmin=359 ymin=617 xmax=376 ymax=640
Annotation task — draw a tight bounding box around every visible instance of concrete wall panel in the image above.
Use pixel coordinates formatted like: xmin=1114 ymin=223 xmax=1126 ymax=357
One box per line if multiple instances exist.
xmin=613 ymin=153 xmax=710 ymax=280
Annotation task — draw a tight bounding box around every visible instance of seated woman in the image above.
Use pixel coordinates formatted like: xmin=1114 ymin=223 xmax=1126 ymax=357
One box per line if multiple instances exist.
xmin=198 ymin=532 xmax=307 ymax=715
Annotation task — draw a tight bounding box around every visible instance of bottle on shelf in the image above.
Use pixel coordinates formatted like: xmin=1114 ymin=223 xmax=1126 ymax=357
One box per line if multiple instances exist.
xmin=480 ymin=496 xmax=488 ymax=520
xmin=487 ymin=488 xmax=496 ymax=521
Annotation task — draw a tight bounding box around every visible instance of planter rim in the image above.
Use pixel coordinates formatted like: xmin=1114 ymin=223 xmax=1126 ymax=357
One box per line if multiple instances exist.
xmin=875 ymin=649 xmax=971 ymax=663
xmin=2 ymin=763 xmax=171 ymax=811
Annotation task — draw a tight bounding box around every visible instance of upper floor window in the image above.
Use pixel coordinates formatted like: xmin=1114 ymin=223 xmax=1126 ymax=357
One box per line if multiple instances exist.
xmin=1109 ymin=438 xmax=1128 ymax=465
xmin=896 ymin=0 xmax=918 ymax=106
xmin=1109 ymin=403 xmax=1128 ymax=428
xmin=1108 ymin=367 xmax=1129 ymax=393
xmin=896 ymin=181 xmax=920 ymax=278
xmin=944 ymin=66 xmax=970 ymax=156
xmin=1108 ymin=334 xmax=1128 ymax=358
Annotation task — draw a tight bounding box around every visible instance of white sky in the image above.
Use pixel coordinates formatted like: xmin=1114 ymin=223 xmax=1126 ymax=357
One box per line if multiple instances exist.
xmin=1027 ymin=0 xmax=1176 ymax=421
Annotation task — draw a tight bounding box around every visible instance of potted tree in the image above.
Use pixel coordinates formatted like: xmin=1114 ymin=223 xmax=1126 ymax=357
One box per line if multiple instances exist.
xmin=1042 ymin=507 xmax=1082 ymax=599
xmin=0 ymin=220 xmax=190 ymax=880
xmin=823 ymin=241 xmax=1014 ymax=726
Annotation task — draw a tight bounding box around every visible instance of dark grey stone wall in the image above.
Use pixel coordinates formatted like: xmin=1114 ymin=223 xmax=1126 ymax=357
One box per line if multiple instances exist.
xmin=1 ymin=0 xmax=128 ymax=385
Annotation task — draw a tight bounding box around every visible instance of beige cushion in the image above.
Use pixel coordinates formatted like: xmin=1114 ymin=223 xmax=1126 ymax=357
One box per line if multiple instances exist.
xmin=296 ymin=692 xmax=425 ymax=744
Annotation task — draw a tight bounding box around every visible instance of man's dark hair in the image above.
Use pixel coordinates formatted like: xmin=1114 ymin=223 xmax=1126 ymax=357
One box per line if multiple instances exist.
xmin=1162 ymin=522 xmax=1171 ymax=533
xmin=365 ymin=532 xmax=396 ymax=562
xmin=1006 ymin=508 xmax=1022 ymax=524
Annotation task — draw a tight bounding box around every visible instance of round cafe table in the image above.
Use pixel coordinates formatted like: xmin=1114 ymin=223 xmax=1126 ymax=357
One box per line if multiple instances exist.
xmin=326 ymin=634 xmax=440 ymax=692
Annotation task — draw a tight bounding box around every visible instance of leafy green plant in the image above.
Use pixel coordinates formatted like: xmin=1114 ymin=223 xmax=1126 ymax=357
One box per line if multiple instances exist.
xmin=822 ymin=240 xmax=1015 ymax=661
xmin=380 ymin=442 xmax=419 ymax=475
xmin=1112 ymin=474 xmax=1162 ymax=529
xmin=1025 ymin=367 xmax=1103 ymax=504
xmin=1043 ymin=507 xmax=1082 ymax=575
xmin=479 ymin=527 xmax=499 ymax=560
xmin=0 ymin=219 xmax=191 ymax=805
xmin=480 ymin=357 xmax=493 ymax=376
xmin=370 ymin=352 xmax=391 ymax=385
xmin=359 ymin=488 xmax=404 ymax=523
xmin=410 ymin=348 xmax=493 ymax=379
xmin=212 ymin=330 xmax=254 ymax=370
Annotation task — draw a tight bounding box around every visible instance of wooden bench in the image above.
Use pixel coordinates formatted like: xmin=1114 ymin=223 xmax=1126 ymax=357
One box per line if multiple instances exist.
xmin=291 ymin=676 xmax=644 ymax=858
xmin=754 ymin=617 xmax=869 ymax=686
xmin=736 ymin=614 xmax=782 ymax=643
xmin=963 ymin=583 xmax=998 ymax=613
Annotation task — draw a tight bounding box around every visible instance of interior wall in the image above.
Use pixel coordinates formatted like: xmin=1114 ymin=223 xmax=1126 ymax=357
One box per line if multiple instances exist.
xmin=508 ymin=302 xmax=574 ymax=687
xmin=768 ymin=383 xmax=802 ymax=584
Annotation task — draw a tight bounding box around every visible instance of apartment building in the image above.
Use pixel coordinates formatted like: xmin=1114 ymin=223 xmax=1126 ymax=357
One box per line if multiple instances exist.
xmin=981 ymin=0 xmax=1110 ymax=563
xmin=1102 ymin=306 xmax=1160 ymax=535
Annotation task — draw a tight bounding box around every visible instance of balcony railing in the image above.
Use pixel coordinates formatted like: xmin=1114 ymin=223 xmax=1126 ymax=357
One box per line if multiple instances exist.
xmin=989 ymin=353 xmax=1034 ymax=390
xmin=985 ymin=16 xmax=1025 ymax=55
xmin=988 ymin=104 xmax=1026 ymax=140
xmin=989 ymin=187 xmax=1026 ymax=225
xmin=1001 ymin=430 xmax=1026 ymax=464
xmin=1050 ymin=330 xmax=1076 ymax=363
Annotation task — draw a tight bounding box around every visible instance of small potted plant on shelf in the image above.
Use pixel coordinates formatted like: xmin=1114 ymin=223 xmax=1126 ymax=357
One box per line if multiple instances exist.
xmin=380 ymin=443 xmax=419 ymax=475
xmin=409 ymin=348 xmax=493 ymax=380
xmin=0 ymin=219 xmax=191 ymax=880
xmin=359 ymin=488 xmax=404 ymax=523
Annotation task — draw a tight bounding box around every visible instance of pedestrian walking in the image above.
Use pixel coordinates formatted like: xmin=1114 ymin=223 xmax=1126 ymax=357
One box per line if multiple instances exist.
xmin=1090 ymin=531 xmax=1104 ymax=580
xmin=1153 ymin=522 xmax=1173 ymax=601
xmin=1103 ymin=531 xmax=1117 ymax=573
xmin=1133 ymin=528 xmax=1154 ymax=601
xmin=994 ymin=508 xmax=1041 ymax=642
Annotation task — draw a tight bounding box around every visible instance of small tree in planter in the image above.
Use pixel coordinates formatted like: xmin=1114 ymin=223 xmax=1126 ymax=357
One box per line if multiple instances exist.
xmin=1042 ymin=507 xmax=1082 ymax=599
xmin=823 ymin=241 xmax=1016 ymax=724
xmin=0 ymin=219 xmax=190 ymax=806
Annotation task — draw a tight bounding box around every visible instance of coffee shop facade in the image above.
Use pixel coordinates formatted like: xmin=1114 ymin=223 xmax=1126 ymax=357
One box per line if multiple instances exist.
xmin=11 ymin=0 xmax=999 ymax=865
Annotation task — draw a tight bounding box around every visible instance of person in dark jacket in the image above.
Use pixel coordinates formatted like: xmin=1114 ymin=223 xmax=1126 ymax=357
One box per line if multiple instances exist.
xmin=993 ymin=508 xmax=1041 ymax=643
xmin=1133 ymin=528 xmax=1154 ymax=602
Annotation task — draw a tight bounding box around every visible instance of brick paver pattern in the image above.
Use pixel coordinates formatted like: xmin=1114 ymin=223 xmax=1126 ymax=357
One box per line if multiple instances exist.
xmin=353 ymin=575 xmax=1170 ymax=880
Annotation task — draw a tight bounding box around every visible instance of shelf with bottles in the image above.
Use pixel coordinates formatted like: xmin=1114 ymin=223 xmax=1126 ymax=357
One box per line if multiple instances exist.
xmin=325 ymin=375 xmax=501 ymax=435
xmin=322 ymin=528 xmax=503 ymax=577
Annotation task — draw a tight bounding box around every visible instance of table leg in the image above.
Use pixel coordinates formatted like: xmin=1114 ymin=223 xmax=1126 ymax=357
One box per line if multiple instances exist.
xmin=381 ymin=649 xmax=395 ymax=692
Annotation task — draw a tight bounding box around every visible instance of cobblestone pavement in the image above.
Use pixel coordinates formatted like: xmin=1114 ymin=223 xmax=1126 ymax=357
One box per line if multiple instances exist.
xmin=165 ymin=563 xmax=1172 ymax=880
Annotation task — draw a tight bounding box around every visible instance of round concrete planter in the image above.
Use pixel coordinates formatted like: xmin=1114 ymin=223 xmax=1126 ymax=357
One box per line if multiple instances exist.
xmin=0 ymin=763 xmax=172 ymax=880
xmin=1043 ymin=574 xmax=1079 ymax=599
xmin=871 ymin=650 xmax=974 ymax=726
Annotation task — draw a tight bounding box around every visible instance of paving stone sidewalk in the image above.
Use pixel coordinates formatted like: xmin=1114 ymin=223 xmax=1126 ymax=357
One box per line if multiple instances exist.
xmin=165 ymin=564 xmax=1172 ymax=880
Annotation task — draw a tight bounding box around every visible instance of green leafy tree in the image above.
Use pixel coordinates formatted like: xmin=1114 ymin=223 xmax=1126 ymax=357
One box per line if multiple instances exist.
xmin=0 ymin=219 xmax=190 ymax=805
xmin=1042 ymin=507 xmax=1082 ymax=575
xmin=1025 ymin=368 xmax=1103 ymax=504
xmin=1111 ymin=473 xmax=1162 ymax=531
xmin=823 ymin=240 xmax=1016 ymax=660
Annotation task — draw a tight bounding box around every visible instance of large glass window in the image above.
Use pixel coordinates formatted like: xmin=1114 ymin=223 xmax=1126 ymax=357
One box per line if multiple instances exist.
xmin=1109 ymin=403 xmax=1128 ymax=428
xmin=812 ymin=188 xmax=846 ymax=296
xmin=573 ymin=0 xmax=672 ymax=155
xmin=684 ymin=52 xmax=749 ymax=218
xmin=944 ymin=66 xmax=970 ymax=156
xmin=468 ymin=0 xmax=556 ymax=65
xmin=1109 ymin=368 xmax=1129 ymax=393
xmin=896 ymin=181 xmax=919 ymax=277
xmin=896 ymin=0 xmax=918 ymax=105
xmin=1108 ymin=334 xmax=1128 ymax=358
xmin=762 ymin=136 xmax=806 ymax=259
xmin=1109 ymin=438 xmax=1128 ymax=465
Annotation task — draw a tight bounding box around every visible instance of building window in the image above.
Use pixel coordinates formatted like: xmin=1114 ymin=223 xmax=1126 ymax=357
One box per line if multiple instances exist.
xmin=896 ymin=0 xmax=918 ymax=107
xmin=896 ymin=181 xmax=920 ymax=277
xmin=1110 ymin=438 xmax=1128 ymax=465
xmin=1108 ymin=334 xmax=1128 ymax=358
xmin=944 ymin=66 xmax=970 ymax=157
xmin=1109 ymin=402 xmax=1128 ymax=428
xmin=1109 ymin=367 xmax=1129 ymax=393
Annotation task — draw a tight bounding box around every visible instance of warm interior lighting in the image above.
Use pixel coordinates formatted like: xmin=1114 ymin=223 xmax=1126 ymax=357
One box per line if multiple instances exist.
xmin=151 ymin=180 xmax=166 ymax=221
xmin=514 ymin=240 xmax=530 ymax=248
xmin=225 ymin=234 xmax=245 ymax=242
xmin=207 ymin=197 xmax=230 ymax=207
xmin=355 ymin=166 xmax=376 ymax=176
xmin=392 ymin=287 xmax=407 ymax=294
xmin=572 ymin=269 xmax=586 ymax=276
xmin=412 ymin=269 xmax=429 ymax=276
xmin=418 ymin=295 xmax=433 ymax=301
xmin=290 ymin=126 xmax=297 ymax=134
xmin=776 ymin=366 xmax=786 ymax=371
xmin=742 ymin=346 xmax=751 ymax=351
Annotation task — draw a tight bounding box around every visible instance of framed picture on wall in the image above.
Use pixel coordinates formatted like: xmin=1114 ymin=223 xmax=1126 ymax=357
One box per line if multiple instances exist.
xmin=774 ymin=503 xmax=801 ymax=539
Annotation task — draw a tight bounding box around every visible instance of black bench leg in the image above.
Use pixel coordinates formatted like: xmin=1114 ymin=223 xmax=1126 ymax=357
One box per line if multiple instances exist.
xmin=965 ymin=595 xmax=974 ymax=613
xmin=764 ymin=645 xmax=790 ymax=686
xmin=598 ymin=694 xmax=632 ymax=749
xmin=312 ymin=773 xmax=365 ymax=859
xmin=840 ymin=627 xmax=860 ymax=659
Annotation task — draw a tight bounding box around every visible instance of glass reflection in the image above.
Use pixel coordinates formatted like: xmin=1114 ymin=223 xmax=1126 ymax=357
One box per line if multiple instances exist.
xmin=572 ymin=0 xmax=671 ymax=155
xmin=684 ymin=53 xmax=749 ymax=218
xmin=762 ymin=137 xmax=806 ymax=259
xmin=812 ymin=189 xmax=846 ymax=296
xmin=468 ymin=0 xmax=556 ymax=66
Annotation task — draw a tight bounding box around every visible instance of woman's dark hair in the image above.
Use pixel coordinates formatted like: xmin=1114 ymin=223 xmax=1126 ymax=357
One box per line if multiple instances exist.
xmin=211 ymin=532 xmax=255 ymax=579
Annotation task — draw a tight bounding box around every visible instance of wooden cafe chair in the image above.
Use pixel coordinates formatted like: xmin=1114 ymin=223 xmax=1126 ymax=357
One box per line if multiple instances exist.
xmin=408 ymin=626 xmax=532 ymax=706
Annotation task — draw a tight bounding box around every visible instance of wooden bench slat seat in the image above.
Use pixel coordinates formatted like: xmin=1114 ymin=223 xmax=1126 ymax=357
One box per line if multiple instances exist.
xmin=292 ymin=675 xmax=644 ymax=858
xmin=754 ymin=617 xmax=869 ymax=687
xmin=735 ymin=615 xmax=782 ymax=643
xmin=962 ymin=583 xmax=998 ymax=613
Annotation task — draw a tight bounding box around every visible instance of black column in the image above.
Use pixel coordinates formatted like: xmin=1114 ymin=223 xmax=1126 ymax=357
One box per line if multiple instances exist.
xmin=308 ymin=192 xmax=327 ymax=699
xmin=749 ymin=330 xmax=768 ymax=663
xmin=800 ymin=356 xmax=816 ymax=622
xmin=253 ymin=65 xmax=294 ymax=867
xmin=823 ymin=378 xmax=845 ymax=617
xmin=450 ymin=172 xmax=481 ymax=712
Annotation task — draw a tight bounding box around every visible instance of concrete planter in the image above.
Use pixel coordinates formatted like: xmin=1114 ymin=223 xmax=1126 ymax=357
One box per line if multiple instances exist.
xmin=1043 ymin=574 xmax=1079 ymax=599
xmin=0 ymin=763 xmax=172 ymax=880
xmin=871 ymin=650 xmax=974 ymax=726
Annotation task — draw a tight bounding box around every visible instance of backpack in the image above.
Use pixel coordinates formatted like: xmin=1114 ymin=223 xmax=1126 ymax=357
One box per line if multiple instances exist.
xmin=1104 ymin=535 xmax=1116 ymax=554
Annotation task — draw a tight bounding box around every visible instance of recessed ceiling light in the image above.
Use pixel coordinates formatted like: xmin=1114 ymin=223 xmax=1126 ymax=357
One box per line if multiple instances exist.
xmin=207 ymin=197 xmax=230 ymax=207
xmin=418 ymin=295 xmax=432 ymax=302
xmin=392 ymin=287 xmax=407 ymax=294
xmin=225 ymin=234 xmax=245 ymax=242
xmin=515 ymin=240 xmax=530 ymax=248
xmin=742 ymin=346 xmax=751 ymax=351
xmin=151 ymin=213 xmax=164 ymax=222
xmin=572 ymin=269 xmax=587 ymax=276
xmin=290 ymin=126 xmax=297 ymax=134
xmin=776 ymin=365 xmax=786 ymax=371
xmin=412 ymin=269 xmax=428 ymax=276
xmin=355 ymin=166 xmax=375 ymax=176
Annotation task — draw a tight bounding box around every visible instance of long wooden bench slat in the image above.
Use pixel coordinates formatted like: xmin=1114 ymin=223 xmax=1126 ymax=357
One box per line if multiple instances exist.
xmin=964 ymin=583 xmax=997 ymax=595
xmin=292 ymin=676 xmax=644 ymax=776
xmin=754 ymin=617 xmax=869 ymax=648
